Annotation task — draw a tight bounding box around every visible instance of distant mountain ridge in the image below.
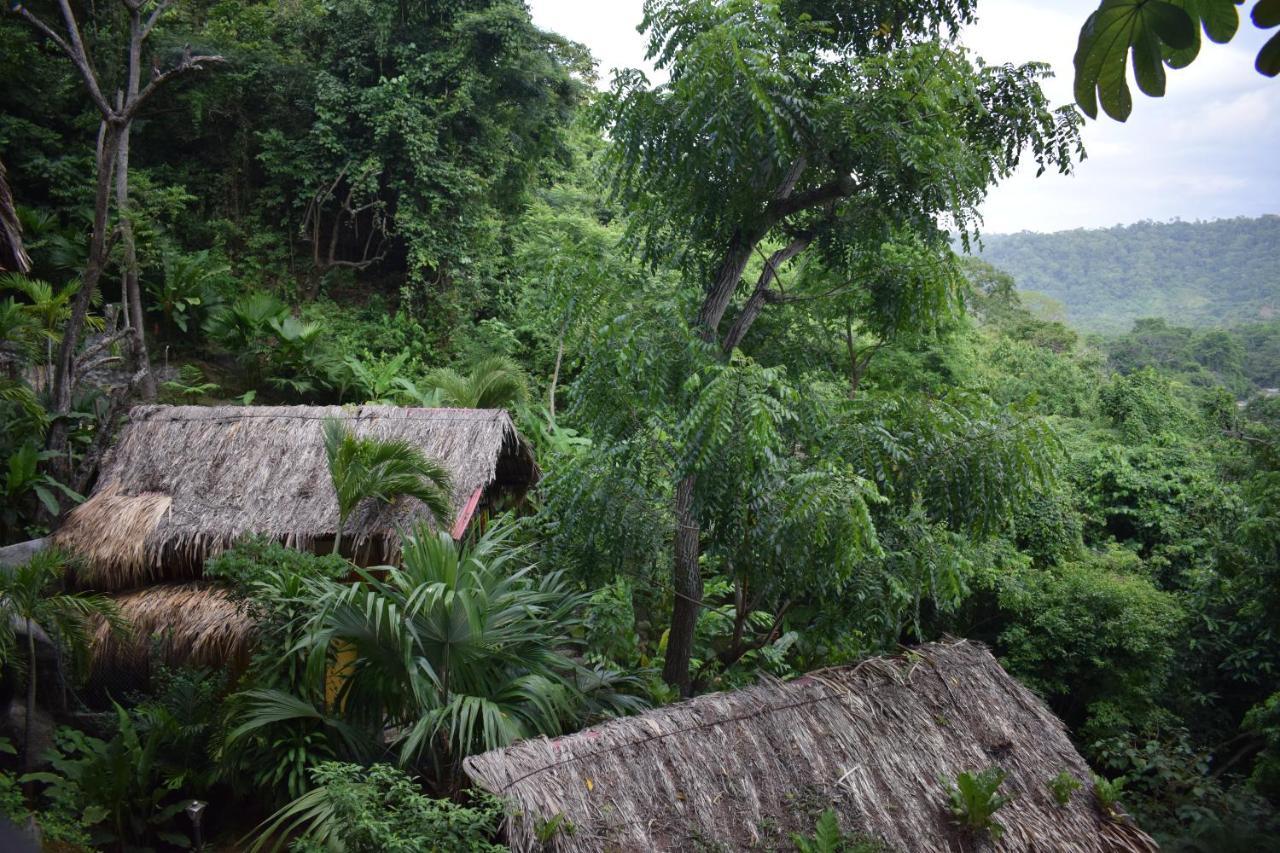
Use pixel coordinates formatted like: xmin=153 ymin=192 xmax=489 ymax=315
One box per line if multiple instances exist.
xmin=974 ymin=215 xmax=1280 ymax=333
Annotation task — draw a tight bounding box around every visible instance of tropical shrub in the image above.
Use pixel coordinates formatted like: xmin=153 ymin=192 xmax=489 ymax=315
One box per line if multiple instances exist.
xmin=250 ymin=761 xmax=504 ymax=853
xmin=228 ymin=519 xmax=644 ymax=792
xmin=423 ymin=355 xmax=530 ymax=410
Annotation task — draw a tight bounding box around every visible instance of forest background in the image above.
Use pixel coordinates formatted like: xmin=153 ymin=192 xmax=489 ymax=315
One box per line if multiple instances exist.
xmin=0 ymin=0 xmax=1277 ymax=849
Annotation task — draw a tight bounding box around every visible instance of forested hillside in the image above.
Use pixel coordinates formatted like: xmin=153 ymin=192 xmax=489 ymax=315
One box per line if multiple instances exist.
xmin=0 ymin=1 xmax=1277 ymax=850
xmin=977 ymin=217 xmax=1280 ymax=332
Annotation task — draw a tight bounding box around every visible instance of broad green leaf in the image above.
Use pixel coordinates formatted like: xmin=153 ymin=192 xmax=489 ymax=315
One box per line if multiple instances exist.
xmin=1201 ymin=0 xmax=1243 ymax=41
xmin=1258 ymin=30 xmax=1280 ymax=75
xmin=1133 ymin=29 xmax=1169 ymax=96
xmin=1253 ymin=0 xmax=1280 ymax=28
xmin=33 ymin=484 xmax=60 ymax=516
xmin=1148 ymin=1 xmax=1198 ymax=48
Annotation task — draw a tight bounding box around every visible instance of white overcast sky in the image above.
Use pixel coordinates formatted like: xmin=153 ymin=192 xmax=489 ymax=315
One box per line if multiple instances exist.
xmin=527 ymin=0 xmax=1279 ymax=234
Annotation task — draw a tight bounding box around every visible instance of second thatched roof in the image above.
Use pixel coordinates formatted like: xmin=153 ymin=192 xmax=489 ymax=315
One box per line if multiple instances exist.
xmin=465 ymin=640 xmax=1158 ymax=853
xmin=56 ymin=405 xmax=537 ymax=590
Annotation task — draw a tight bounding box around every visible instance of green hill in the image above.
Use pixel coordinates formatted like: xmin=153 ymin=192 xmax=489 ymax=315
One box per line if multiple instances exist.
xmin=975 ymin=216 xmax=1280 ymax=332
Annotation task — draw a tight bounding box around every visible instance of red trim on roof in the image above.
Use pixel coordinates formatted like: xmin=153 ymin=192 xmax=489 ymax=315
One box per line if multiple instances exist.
xmin=451 ymin=487 xmax=484 ymax=540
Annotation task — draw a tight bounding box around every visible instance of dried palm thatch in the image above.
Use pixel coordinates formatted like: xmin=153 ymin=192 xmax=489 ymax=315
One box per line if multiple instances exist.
xmin=0 ymin=156 xmax=29 ymax=273
xmin=465 ymin=641 xmax=1159 ymax=853
xmin=90 ymin=582 xmax=254 ymax=681
xmin=56 ymin=405 xmax=537 ymax=590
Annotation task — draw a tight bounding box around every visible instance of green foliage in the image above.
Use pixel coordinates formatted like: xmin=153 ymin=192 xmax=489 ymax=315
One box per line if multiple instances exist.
xmin=250 ymin=762 xmax=504 ymax=853
xmin=975 ymin=217 xmax=1280 ymax=333
xmin=996 ymin=548 xmax=1184 ymax=736
xmin=0 ymin=549 xmax=124 ymax=760
xmin=148 ymin=248 xmax=231 ymax=336
xmin=2 ymin=440 xmax=83 ymax=538
xmin=206 ymin=537 xmax=353 ymax=595
xmin=533 ymin=812 xmax=576 ymax=844
xmin=160 ymin=364 xmax=221 ymax=403
xmin=423 ymin=355 xmax=530 ymax=410
xmin=791 ymin=809 xmax=889 ymax=853
xmin=1074 ymin=0 xmax=1277 ymax=121
xmin=0 ymin=734 xmax=91 ymax=849
xmin=945 ymin=767 xmax=1011 ymax=839
xmin=1049 ymin=770 xmax=1084 ymax=806
xmin=226 ymin=519 xmax=645 ymax=792
xmin=1093 ymin=773 xmax=1128 ymax=818
xmin=26 ymin=706 xmax=192 ymax=849
xmin=321 ymin=417 xmax=452 ymax=553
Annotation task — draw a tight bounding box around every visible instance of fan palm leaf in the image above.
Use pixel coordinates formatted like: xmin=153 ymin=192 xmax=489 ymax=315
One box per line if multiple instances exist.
xmin=424 ymin=355 xmax=529 ymax=410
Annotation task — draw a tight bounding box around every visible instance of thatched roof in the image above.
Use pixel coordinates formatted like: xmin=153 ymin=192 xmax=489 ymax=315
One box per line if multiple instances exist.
xmin=465 ymin=641 xmax=1158 ymax=853
xmin=0 ymin=156 xmax=30 ymax=273
xmin=56 ymin=405 xmax=537 ymax=590
xmin=89 ymin=583 xmax=254 ymax=681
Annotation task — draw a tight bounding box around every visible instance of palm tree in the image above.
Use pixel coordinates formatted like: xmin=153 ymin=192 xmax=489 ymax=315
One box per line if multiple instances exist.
xmin=321 ymin=418 xmax=452 ymax=555
xmin=0 ymin=548 xmax=124 ymax=766
xmin=423 ymin=355 xmax=529 ymax=410
xmin=0 ymin=273 xmax=104 ymax=379
xmin=229 ymin=519 xmax=643 ymax=796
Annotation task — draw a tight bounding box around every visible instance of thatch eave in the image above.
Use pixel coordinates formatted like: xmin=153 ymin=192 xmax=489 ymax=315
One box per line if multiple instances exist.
xmin=89 ymin=582 xmax=254 ymax=684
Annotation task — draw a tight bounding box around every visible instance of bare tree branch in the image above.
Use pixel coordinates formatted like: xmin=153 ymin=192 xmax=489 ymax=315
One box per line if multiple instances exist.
xmin=127 ymin=49 xmax=225 ymax=119
xmin=11 ymin=5 xmax=113 ymax=115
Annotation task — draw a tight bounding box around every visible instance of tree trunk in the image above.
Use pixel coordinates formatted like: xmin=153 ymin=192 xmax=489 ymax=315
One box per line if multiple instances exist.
xmin=115 ymin=118 xmax=155 ymax=400
xmin=693 ymin=234 xmax=756 ymax=340
xmin=23 ymin=617 xmax=36 ymax=771
xmin=46 ymin=124 xmax=121 ymax=462
xmin=721 ymin=235 xmax=811 ymax=352
xmin=117 ymin=9 xmax=155 ymax=400
xmin=661 ymin=474 xmax=701 ymax=697
xmin=548 ymin=303 xmax=572 ymax=419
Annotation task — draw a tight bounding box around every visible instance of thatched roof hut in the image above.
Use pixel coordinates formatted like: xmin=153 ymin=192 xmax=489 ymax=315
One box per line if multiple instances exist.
xmin=55 ymin=405 xmax=537 ymax=591
xmin=0 ymin=156 xmax=30 ymax=273
xmin=465 ymin=641 xmax=1158 ymax=853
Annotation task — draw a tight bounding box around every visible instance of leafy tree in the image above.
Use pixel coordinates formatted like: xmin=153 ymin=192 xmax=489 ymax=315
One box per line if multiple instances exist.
xmin=320 ymin=418 xmax=451 ymax=555
xmin=253 ymin=0 xmax=588 ymax=326
xmin=589 ymin=0 xmax=1081 ymax=693
xmin=6 ymin=0 xmax=226 ymax=429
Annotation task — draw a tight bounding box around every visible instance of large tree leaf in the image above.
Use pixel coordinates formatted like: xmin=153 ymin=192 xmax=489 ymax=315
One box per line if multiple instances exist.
xmin=1255 ymin=0 xmax=1280 ymax=75
xmin=1075 ymin=0 xmax=1242 ymax=118
xmin=1258 ymin=30 xmax=1280 ymax=74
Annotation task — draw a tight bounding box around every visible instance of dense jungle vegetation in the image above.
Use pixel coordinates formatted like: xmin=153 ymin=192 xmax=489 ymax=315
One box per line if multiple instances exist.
xmin=0 ymin=0 xmax=1277 ymax=849
xmin=977 ymin=216 xmax=1280 ymax=332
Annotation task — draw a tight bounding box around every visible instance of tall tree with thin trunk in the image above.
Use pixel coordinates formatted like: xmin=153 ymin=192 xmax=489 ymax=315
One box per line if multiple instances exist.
xmin=8 ymin=0 xmax=223 ymax=455
xmin=595 ymin=0 xmax=1082 ymax=694
xmin=0 ymin=548 xmax=123 ymax=768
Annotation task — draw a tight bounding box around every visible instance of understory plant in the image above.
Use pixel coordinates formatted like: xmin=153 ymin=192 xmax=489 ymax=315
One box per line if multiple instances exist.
xmin=248 ymin=761 xmax=504 ymax=853
xmin=225 ymin=518 xmax=645 ymax=795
